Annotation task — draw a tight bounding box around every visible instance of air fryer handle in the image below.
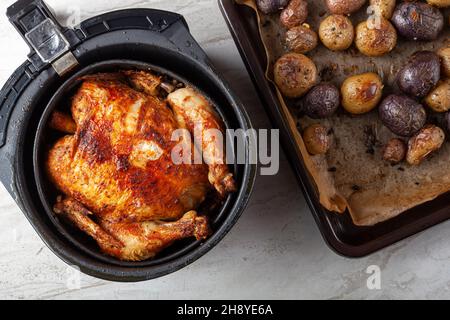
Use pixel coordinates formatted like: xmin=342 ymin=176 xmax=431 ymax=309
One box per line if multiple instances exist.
xmin=161 ymin=19 xmax=209 ymax=64
xmin=7 ymin=0 xmax=78 ymax=74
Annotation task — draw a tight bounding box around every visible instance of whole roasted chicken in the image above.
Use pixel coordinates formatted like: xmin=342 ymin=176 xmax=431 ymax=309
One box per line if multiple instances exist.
xmin=47 ymin=70 xmax=236 ymax=261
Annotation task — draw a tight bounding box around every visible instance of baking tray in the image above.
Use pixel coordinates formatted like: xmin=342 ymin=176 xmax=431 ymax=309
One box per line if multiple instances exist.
xmin=219 ymin=0 xmax=450 ymax=257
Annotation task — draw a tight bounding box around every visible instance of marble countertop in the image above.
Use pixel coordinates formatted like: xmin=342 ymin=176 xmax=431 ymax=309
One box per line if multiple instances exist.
xmin=0 ymin=0 xmax=449 ymax=300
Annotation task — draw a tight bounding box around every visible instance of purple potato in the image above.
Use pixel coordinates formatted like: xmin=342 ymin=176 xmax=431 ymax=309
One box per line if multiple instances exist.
xmin=391 ymin=2 xmax=444 ymax=41
xmin=397 ymin=51 xmax=441 ymax=98
xmin=379 ymin=94 xmax=427 ymax=137
xmin=302 ymin=83 xmax=340 ymax=119
xmin=256 ymin=0 xmax=290 ymax=14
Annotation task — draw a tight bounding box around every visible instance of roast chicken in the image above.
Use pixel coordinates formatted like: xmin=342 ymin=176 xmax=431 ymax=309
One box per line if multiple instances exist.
xmin=47 ymin=71 xmax=236 ymax=261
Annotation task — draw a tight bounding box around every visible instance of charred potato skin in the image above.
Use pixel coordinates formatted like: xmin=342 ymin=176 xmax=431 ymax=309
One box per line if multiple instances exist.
xmin=425 ymin=80 xmax=450 ymax=113
xmin=369 ymin=0 xmax=396 ymax=19
xmin=397 ymin=51 xmax=441 ymax=99
xmin=285 ymin=25 xmax=319 ymax=54
xmin=319 ymin=15 xmax=355 ymax=51
xmin=256 ymin=0 xmax=290 ymax=14
xmin=325 ymin=0 xmax=367 ymax=15
xmin=379 ymin=94 xmax=427 ymax=137
xmin=383 ymin=138 xmax=407 ymax=164
xmin=426 ymin=0 xmax=450 ymax=8
xmin=341 ymin=72 xmax=384 ymax=115
xmin=406 ymin=125 xmax=446 ymax=166
xmin=437 ymin=46 xmax=450 ymax=78
xmin=355 ymin=19 xmax=397 ymax=57
xmin=303 ymin=124 xmax=331 ymax=155
xmin=280 ymin=0 xmax=308 ymax=29
xmin=274 ymin=53 xmax=318 ymax=98
xmin=302 ymin=83 xmax=340 ymax=118
xmin=392 ymin=2 xmax=444 ymax=41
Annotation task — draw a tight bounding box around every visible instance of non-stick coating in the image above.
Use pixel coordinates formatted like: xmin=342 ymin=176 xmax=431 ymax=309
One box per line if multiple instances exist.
xmin=33 ymin=59 xmax=241 ymax=267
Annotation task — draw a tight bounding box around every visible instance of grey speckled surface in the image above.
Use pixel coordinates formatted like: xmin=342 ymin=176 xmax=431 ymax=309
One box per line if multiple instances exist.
xmin=0 ymin=0 xmax=449 ymax=300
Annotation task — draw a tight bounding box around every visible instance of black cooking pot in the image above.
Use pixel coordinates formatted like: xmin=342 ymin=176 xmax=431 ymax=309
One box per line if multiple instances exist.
xmin=0 ymin=0 xmax=256 ymax=282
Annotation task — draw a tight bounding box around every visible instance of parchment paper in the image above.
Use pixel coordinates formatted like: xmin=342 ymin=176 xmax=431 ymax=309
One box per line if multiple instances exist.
xmin=238 ymin=0 xmax=450 ymax=226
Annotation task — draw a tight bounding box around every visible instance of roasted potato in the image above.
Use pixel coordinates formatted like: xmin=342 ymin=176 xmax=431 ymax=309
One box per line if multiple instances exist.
xmin=256 ymin=0 xmax=290 ymax=14
xmin=392 ymin=2 xmax=444 ymax=41
xmin=383 ymin=138 xmax=407 ymax=164
xmin=355 ymin=18 xmax=397 ymax=57
xmin=319 ymin=15 xmax=354 ymax=51
xmin=280 ymin=0 xmax=308 ymax=29
xmin=437 ymin=46 xmax=450 ymax=78
xmin=425 ymin=80 xmax=450 ymax=113
xmin=369 ymin=0 xmax=396 ymax=19
xmin=406 ymin=125 xmax=445 ymax=166
xmin=325 ymin=0 xmax=367 ymax=15
xmin=379 ymin=94 xmax=427 ymax=137
xmin=285 ymin=25 xmax=318 ymax=54
xmin=274 ymin=53 xmax=318 ymax=98
xmin=341 ymin=72 xmax=384 ymax=114
xmin=426 ymin=0 xmax=450 ymax=8
xmin=303 ymin=124 xmax=331 ymax=155
xmin=397 ymin=51 xmax=441 ymax=98
xmin=302 ymin=83 xmax=340 ymax=118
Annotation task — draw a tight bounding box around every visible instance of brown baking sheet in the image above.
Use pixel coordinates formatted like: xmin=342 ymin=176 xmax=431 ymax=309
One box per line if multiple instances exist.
xmin=238 ymin=0 xmax=450 ymax=226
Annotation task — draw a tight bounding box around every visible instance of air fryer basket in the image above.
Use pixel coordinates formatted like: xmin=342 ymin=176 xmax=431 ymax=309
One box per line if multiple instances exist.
xmin=0 ymin=0 xmax=256 ymax=281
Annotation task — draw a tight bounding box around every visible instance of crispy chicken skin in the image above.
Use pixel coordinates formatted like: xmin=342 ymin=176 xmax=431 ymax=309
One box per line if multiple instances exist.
xmin=47 ymin=71 xmax=235 ymax=261
xmin=168 ymin=88 xmax=237 ymax=197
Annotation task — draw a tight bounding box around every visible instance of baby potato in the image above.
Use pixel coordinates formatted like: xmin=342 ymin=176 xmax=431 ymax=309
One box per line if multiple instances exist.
xmin=256 ymin=0 xmax=290 ymax=14
xmin=341 ymin=72 xmax=384 ymax=114
xmin=369 ymin=0 xmax=396 ymax=19
xmin=426 ymin=0 xmax=450 ymax=8
xmin=383 ymin=138 xmax=407 ymax=164
xmin=319 ymin=15 xmax=354 ymax=51
xmin=280 ymin=0 xmax=308 ymax=29
xmin=303 ymin=124 xmax=331 ymax=155
xmin=425 ymin=80 xmax=450 ymax=113
xmin=438 ymin=46 xmax=450 ymax=78
xmin=325 ymin=0 xmax=367 ymax=15
xmin=397 ymin=51 xmax=441 ymax=98
xmin=302 ymin=83 xmax=340 ymax=118
xmin=379 ymin=94 xmax=427 ymax=137
xmin=392 ymin=2 xmax=444 ymax=41
xmin=274 ymin=53 xmax=318 ymax=98
xmin=355 ymin=18 xmax=397 ymax=57
xmin=285 ymin=25 xmax=318 ymax=54
xmin=407 ymin=125 xmax=445 ymax=166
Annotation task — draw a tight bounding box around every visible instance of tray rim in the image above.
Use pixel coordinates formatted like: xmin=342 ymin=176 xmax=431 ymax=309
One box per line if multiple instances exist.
xmin=218 ymin=0 xmax=450 ymax=258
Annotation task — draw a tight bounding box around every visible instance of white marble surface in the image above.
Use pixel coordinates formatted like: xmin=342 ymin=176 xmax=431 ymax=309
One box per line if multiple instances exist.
xmin=0 ymin=0 xmax=449 ymax=300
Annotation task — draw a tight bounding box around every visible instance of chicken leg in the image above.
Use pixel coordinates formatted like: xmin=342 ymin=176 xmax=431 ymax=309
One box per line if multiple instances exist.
xmin=168 ymin=87 xmax=236 ymax=197
xmin=54 ymin=197 xmax=210 ymax=261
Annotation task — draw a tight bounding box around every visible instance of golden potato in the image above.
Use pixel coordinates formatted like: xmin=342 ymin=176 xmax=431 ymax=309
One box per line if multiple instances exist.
xmin=369 ymin=0 xmax=396 ymax=19
xmin=280 ymin=0 xmax=308 ymax=29
xmin=425 ymin=80 xmax=450 ymax=112
xmin=355 ymin=18 xmax=397 ymax=57
xmin=274 ymin=53 xmax=318 ymax=98
xmin=319 ymin=15 xmax=354 ymax=51
xmin=285 ymin=25 xmax=318 ymax=54
xmin=303 ymin=124 xmax=331 ymax=155
xmin=407 ymin=125 xmax=445 ymax=166
xmin=341 ymin=72 xmax=384 ymax=114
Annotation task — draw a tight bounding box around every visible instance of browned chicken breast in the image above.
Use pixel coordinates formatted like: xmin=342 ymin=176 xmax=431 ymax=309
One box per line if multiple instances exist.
xmin=47 ymin=71 xmax=235 ymax=261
